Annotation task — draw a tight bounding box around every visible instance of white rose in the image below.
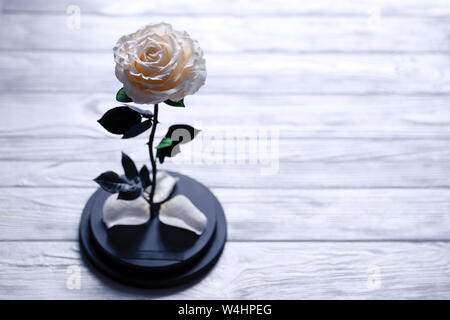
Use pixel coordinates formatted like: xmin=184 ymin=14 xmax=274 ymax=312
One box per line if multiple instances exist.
xmin=113 ymin=22 xmax=206 ymax=104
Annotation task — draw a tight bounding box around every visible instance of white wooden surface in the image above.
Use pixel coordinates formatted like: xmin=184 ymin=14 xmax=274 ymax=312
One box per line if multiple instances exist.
xmin=1 ymin=0 xmax=450 ymax=299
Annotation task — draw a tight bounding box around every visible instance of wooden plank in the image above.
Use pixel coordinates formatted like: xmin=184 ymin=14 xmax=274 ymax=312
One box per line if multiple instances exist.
xmin=1 ymin=133 xmax=449 ymax=189
xmin=2 ymin=14 xmax=450 ymax=52
xmin=0 ymin=135 xmax=449 ymax=164
xmin=1 ymin=0 xmax=449 ymax=300
xmin=1 ymin=52 xmax=450 ymax=94
xmin=2 ymin=159 xmax=450 ymax=189
xmin=1 ymin=187 xmax=450 ymax=241
xmin=1 ymin=241 xmax=450 ymax=299
xmin=4 ymin=0 xmax=450 ymax=17
xmin=9 ymin=94 xmax=450 ymax=139
xmin=2 ymin=94 xmax=450 ymax=139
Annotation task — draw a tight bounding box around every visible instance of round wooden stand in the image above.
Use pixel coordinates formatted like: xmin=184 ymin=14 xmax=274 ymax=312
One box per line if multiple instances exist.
xmin=79 ymin=172 xmax=227 ymax=288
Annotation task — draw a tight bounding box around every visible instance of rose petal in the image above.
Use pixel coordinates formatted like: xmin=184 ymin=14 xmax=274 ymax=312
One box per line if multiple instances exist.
xmin=113 ymin=22 xmax=206 ymax=104
xmin=158 ymin=195 xmax=207 ymax=235
xmin=146 ymin=170 xmax=179 ymax=204
xmin=103 ymin=194 xmax=150 ymax=229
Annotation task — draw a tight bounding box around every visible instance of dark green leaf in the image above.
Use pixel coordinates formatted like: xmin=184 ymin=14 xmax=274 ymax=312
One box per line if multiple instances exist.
xmin=156 ymin=140 xmax=181 ymax=163
xmin=156 ymin=137 xmax=173 ymax=149
xmin=139 ymin=165 xmax=151 ymax=189
xmin=116 ymin=88 xmax=133 ymax=102
xmin=97 ymin=107 xmax=141 ymax=135
xmin=121 ymin=152 xmax=139 ymax=183
xmin=117 ymin=186 xmax=142 ymax=200
xmin=93 ymin=171 xmax=130 ymax=194
xmin=165 ymin=124 xmax=200 ymax=144
xmin=94 ymin=169 xmax=143 ymax=200
xmin=127 ymin=105 xmax=153 ymax=118
xmin=164 ymin=99 xmax=185 ymax=107
xmin=122 ymin=119 xmax=152 ymax=139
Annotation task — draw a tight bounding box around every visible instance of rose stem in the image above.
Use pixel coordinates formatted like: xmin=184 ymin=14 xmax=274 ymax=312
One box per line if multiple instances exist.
xmin=148 ymin=103 xmax=159 ymax=218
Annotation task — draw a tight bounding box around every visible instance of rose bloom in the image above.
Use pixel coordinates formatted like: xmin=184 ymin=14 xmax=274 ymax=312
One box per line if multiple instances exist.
xmin=113 ymin=22 xmax=206 ymax=104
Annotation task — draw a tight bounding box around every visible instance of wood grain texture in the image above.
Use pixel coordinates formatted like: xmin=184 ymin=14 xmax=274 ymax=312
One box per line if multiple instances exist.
xmin=2 ymin=52 xmax=450 ymax=94
xmin=2 ymin=159 xmax=450 ymax=189
xmin=1 ymin=0 xmax=450 ymax=299
xmin=2 ymin=135 xmax=450 ymax=163
xmin=1 ymin=187 xmax=450 ymax=241
xmin=3 ymin=14 xmax=450 ymax=52
xmin=0 ymin=136 xmax=449 ymax=190
xmin=1 ymin=94 xmax=450 ymax=139
xmin=1 ymin=241 xmax=450 ymax=299
xmin=4 ymin=0 xmax=450 ymax=17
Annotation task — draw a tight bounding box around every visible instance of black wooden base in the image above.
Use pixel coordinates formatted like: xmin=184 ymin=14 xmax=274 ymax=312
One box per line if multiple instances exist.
xmin=79 ymin=172 xmax=227 ymax=288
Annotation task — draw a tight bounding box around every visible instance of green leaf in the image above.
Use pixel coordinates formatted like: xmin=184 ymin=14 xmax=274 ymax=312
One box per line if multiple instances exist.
xmin=164 ymin=99 xmax=185 ymax=107
xmin=165 ymin=124 xmax=201 ymax=144
xmin=122 ymin=119 xmax=152 ymax=139
xmin=139 ymin=165 xmax=151 ymax=189
xmin=156 ymin=137 xmax=173 ymax=149
xmin=97 ymin=106 xmax=141 ymax=135
xmin=117 ymin=186 xmax=142 ymax=201
xmin=116 ymin=88 xmax=133 ymax=103
xmin=94 ymin=170 xmax=143 ymax=200
xmin=121 ymin=152 xmax=139 ymax=183
xmin=157 ymin=140 xmax=181 ymax=163
xmin=126 ymin=105 xmax=153 ymax=118
xmin=93 ymin=171 xmax=130 ymax=194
